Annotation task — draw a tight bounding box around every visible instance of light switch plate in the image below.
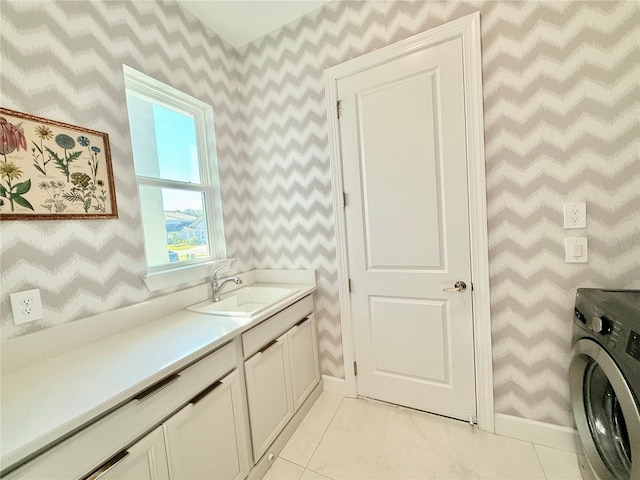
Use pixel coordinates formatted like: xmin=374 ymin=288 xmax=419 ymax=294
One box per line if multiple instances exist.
xmin=564 ymin=202 xmax=586 ymax=229
xmin=565 ymin=237 xmax=588 ymax=263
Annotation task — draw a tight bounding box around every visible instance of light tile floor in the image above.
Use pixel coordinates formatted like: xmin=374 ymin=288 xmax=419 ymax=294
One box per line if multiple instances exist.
xmin=263 ymin=392 xmax=583 ymax=480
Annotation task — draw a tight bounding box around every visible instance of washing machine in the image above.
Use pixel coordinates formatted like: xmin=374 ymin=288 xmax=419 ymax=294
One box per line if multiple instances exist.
xmin=570 ymin=288 xmax=640 ymax=480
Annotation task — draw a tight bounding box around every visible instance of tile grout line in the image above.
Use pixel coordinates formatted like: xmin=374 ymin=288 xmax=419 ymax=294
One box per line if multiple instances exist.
xmin=304 ymin=395 xmax=345 ymax=473
xmin=302 ymin=468 xmax=334 ymax=480
xmin=532 ymin=443 xmax=551 ymax=480
xmin=282 ymin=393 xmax=346 ymax=472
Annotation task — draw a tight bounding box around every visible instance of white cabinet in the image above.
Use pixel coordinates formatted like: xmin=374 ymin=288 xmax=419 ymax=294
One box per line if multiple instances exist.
xmin=7 ymin=345 xmax=247 ymax=480
xmin=288 ymin=315 xmax=320 ymax=411
xmin=6 ymin=342 xmax=239 ymax=480
xmin=5 ymin=291 xmax=318 ymax=480
xmin=163 ymin=370 xmax=250 ymax=480
xmin=85 ymin=370 xmax=250 ymax=480
xmin=244 ymin=310 xmax=320 ymax=460
xmin=244 ymin=333 xmax=294 ymax=459
xmin=87 ymin=427 xmax=169 ymax=480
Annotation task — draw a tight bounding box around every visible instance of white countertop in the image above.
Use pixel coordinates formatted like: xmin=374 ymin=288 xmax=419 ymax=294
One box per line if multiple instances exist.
xmin=0 ymin=278 xmax=315 ymax=472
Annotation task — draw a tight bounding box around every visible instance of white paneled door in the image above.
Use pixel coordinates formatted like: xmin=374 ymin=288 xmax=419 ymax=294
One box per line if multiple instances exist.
xmin=338 ymin=35 xmax=477 ymax=421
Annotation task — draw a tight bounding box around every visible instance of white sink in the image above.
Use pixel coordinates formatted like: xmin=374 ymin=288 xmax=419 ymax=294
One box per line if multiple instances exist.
xmin=186 ymin=286 xmax=299 ymax=317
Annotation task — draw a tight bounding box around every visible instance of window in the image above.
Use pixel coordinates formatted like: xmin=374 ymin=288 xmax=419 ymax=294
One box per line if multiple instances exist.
xmin=123 ymin=66 xmax=226 ymax=288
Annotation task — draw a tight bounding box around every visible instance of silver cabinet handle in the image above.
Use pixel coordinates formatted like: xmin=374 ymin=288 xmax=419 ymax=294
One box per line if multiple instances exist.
xmin=134 ymin=373 xmax=180 ymax=401
xmin=83 ymin=450 xmax=129 ymax=480
xmin=443 ymin=281 xmax=467 ymax=292
xmin=258 ymin=339 xmax=278 ymax=354
xmin=189 ymin=380 xmax=223 ymax=405
xmin=295 ymin=316 xmax=310 ymax=328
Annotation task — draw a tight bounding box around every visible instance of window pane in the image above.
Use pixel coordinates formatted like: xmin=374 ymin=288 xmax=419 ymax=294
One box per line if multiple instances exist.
xmin=138 ymin=185 xmax=210 ymax=268
xmin=126 ymin=93 xmax=201 ymax=183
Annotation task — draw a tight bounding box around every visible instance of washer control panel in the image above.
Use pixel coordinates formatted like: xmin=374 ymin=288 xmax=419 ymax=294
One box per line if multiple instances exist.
xmin=626 ymin=330 xmax=640 ymax=362
xmin=574 ymin=306 xmax=622 ymax=351
xmin=575 ymin=308 xmax=615 ymax=335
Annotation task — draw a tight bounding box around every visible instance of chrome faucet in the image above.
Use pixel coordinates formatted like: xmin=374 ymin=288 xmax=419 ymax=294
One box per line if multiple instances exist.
xmin=211 ymin=265 xmax=242 ymax=302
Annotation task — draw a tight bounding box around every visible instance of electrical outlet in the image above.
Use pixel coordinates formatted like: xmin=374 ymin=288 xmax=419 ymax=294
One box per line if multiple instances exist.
xmin=564 ymin=202 xmax=586 ymax=229
xmin=10 ymin=289 xmax=43 ymax=325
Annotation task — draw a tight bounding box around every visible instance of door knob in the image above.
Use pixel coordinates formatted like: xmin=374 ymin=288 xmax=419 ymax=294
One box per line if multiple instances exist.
xmin=443 ymin=281 xmax=467 ymax=292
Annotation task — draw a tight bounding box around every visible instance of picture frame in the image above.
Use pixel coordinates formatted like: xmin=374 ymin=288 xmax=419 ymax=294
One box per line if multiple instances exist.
xmin=0 ymin=107 xmax=118 ymax=220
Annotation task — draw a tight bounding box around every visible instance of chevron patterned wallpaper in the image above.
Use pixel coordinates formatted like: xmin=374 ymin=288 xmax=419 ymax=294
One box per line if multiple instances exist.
xmin=1 ymin=0 xmax=638 ymax=428
xmin=238 ymin=0 xmax=640 ymax=427
xmin=0 ymin=0 xmax=252 ymax=338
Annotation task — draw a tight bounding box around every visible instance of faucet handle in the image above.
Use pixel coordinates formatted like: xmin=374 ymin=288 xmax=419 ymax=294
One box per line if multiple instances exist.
xmin=212 ymin=263 xmax=228 ymax=279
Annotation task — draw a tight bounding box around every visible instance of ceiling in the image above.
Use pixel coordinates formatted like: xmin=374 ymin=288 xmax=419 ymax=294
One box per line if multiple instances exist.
xmin=175 ymin=1 xmax=332 ymax=49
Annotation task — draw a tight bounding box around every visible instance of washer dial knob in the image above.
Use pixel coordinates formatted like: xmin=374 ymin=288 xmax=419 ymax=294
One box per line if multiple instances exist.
xmin=591 ymin=315 xmax=612 ymax=335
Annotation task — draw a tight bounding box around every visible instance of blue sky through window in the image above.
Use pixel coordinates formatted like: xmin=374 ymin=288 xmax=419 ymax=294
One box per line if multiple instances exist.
xmin=152 ymin=104 xmax=199 ymax=184
xmin=152 ymin=104 xmax=202 ymax=211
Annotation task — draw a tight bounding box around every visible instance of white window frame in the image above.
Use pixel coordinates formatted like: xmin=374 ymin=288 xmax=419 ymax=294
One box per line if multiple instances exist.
xmin=123 ymin=65 xmax=227 ymax=291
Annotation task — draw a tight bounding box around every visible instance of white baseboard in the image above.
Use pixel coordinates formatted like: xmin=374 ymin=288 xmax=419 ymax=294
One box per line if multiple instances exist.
xmin=494 ymin=413 xmax=583 ymax=454
xmin=322 ymin=374 xmax=348 ymax=396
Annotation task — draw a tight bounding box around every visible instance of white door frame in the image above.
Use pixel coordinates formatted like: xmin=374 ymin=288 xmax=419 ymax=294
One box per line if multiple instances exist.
xmin=324 ymin=12 xmax=494 ymax=432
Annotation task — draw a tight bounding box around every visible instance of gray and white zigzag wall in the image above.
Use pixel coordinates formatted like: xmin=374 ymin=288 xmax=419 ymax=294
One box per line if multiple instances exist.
xmin=1 ymin=0 xmax=638 ymax=429
xmin=0 ymin=0 xmax=252 ymax=339
xmin=238 ymin=0 xmax=640 ymax=427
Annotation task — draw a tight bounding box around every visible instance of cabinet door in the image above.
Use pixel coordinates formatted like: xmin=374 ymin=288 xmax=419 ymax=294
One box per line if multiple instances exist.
xmin=288 ymin=314 xmax=320 ymax=411
xmin=163 ymin=370 xmax=250 ymax=480
xmin=87 ymin=427 xmax=169 ymax=480
xmin=244 ymin=333 xmax=293 ymax=459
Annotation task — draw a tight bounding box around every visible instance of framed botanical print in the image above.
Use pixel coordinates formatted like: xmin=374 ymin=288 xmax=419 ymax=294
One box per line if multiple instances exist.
xmin=0 ymin=107 xmax=118 ymax=220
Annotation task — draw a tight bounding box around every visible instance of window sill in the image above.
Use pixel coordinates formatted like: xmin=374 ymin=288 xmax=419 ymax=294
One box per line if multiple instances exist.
xmin=143 ymin=259 xmax=232 ymax=292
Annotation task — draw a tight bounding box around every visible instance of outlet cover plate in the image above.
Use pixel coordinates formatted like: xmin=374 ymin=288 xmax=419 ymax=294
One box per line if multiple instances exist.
xmin=564 ymin=202 xmax=586 ymax=229
xmin=10 ymin=288 xmax=44 ymax=325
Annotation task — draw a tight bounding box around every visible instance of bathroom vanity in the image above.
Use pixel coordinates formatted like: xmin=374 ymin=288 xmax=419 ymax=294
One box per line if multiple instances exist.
xmin=0 ymin=270 xmax=320 ymax=480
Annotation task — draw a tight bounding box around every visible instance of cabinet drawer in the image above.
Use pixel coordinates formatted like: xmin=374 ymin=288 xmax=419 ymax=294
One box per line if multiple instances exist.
xmin=5 ymin=341 xmax=237 ymax=480
xmin=242 ymin=295 xmax=314 ymax=359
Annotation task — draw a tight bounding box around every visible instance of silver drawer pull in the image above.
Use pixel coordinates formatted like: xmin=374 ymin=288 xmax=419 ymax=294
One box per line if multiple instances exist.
xmin=83 ymin=450 xmax=129 ymax=480
xmin=295 ymin=316 xmax=310 ymax=328
xmin=189 ymin=380 xmax=223 ymax=405
xmin=258 ymin=339 xmax=278 ymax=354
xmin=134 ymin=373 xmax=180 ymax=401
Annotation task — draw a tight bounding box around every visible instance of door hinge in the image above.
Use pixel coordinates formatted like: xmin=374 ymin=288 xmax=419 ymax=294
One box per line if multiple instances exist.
xmin=337 ymin=100 xmax=342 ymax=119
xmin=342 ymin=191 xmax=347 ymax=208
xmin=468 ymin=415 xmax=477 ymax=426
xmin=353 ymin=361 xmax=358 ymax=376
xmin=348 ymin=278 xmax=352 ymax=293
